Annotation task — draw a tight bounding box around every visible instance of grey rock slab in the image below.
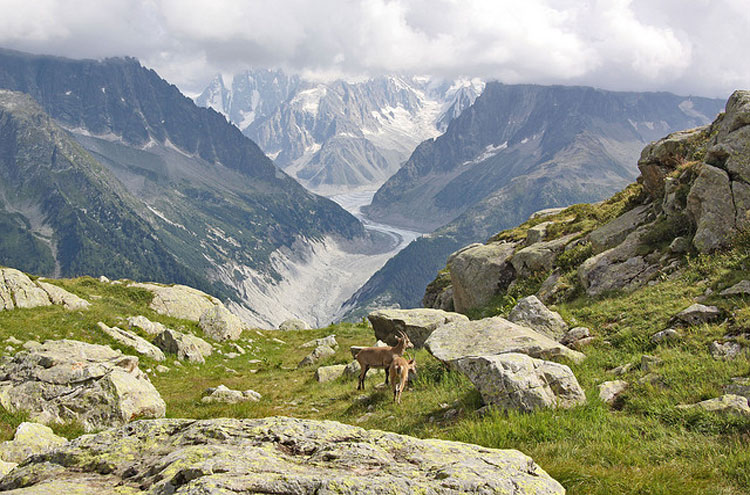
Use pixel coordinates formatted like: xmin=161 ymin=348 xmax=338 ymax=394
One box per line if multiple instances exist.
xmin=687 ymin=164 xmax=737 ymax=252
xmin=0 ymin=459 xmax=15 ymax=478
xmin=637 ymin=126 xmax=708 ymax=198
xmin=130 ymin=282 xmax=222 ymax=321
xmin=368 ymin=308 xmax=468 ymax=348
xmin=199 ymin=305 xmax=244 ymax=341
xmin=650 ymin=328 xmax=681 ymax=344
xmin=560 ymin=327 xmax=591 ymax=347
xmin=526 ymin=221 xmax=553 ymax=245
xmin=672 ymin=303 xmax=721 ymax=326
xmin=278 ymin=318 xmax=310 ymax=330
xmin=529 ymin=207 xmax=566 ymax=220
xmin=535 ymin=270 xmax=565 ymax=304
xmin=201 ymin=384 xmax=261 ymax=404
xmin=511 ymin=233 xmax=579 ymax=277
xmin=508 ymin=295 xmax=568 ymax=341
xmin=425 ymin=316 xmax=584 ymax=367
xmin=0 ymin=417 xmax=565 ymax=494
xmin=298 ymin=345 xmax=336 ymax=368
xmin=0 ymin=422 xmax=67 ymax=464
xmin=588 ymin=204 xmax=653 ymax=252
xmin=153 ymin=328 xmax=213 ymax=364
xmin=302 ymin=334 xmax=338 ymax=349
xmin=0 ymin=340 xmax=165 ymax=431
xmin=126 ymin=315 xmax=167 ymax=336
xmin=709 ymin=341 xmax=742 ymax=360
xmin=96 ymin=322 xmax=165 ymax=362
xmin=677 ymin=394 xmax=750 ymax=417
xmin=455 ymin=353 xmax=586 ymax=413
xmin=447 ymin=241 xmax=517 ymax=314
xmin=720 ymin=280 xmax=750 ymax=296
xmin=315 ymin=364 xmax=347 ymax=383
xmin=35 ymin=281 xmax=90 ymax=310
xmin=0 ymin=268 xmax=51 ymax=310
xmin=598 ymin=380 xmax=628 ymax=405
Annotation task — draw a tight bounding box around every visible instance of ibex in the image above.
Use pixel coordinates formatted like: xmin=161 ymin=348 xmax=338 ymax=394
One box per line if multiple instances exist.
xmin=355 ymin=330 xmax=413 ymax=390
xmin=389 ymin=355 xmax=416 ymax=403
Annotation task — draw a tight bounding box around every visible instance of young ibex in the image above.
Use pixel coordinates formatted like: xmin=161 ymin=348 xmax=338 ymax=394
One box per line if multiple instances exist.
xmin=355 ymin=330 xmax=413 ymax=390
xmin=389 ymin=355 xmax=416 ymax=403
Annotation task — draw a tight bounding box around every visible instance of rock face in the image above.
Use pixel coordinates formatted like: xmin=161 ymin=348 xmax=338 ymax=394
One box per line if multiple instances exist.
xmin=302 ymin=335 xmax=338 ymax=349
xmin=0 ymin=422 xmax=67 ymax=464
xmin=508 ymin=296 xmax=568 ymax=341
xmin=368 ymin=308 xmax=468 ymax=348
xmin=199 ymin=305 xmax=244 ymax=341
xmin=720 ymin=280 xmax=750 ymax=296
xmin=96 ymin=322 xmax=166 ymax=362
xmin=0 ymin=417 xmax=565 ymax=494
xmin=0 ymin=268 xmax=90 ymax=311
xmin=448 ymin=242 xmax=516 ymax=313
xmin=278 ymin=318 xmax=310 ymax=330
xmin=456 ymin=353 xmax=585 ymax=413
xmin=0 ymin=340 xmax=165 ymax=431
xmin=153 ymin=329 xmax=213 ymax=364
xmin=511 ymin=234 xmax=578 ymax=277
xmin=131 ymin=283 xmax=221 ymax=321
xmin=587 ymin=204 xmax=654 ymax=252
xmin=425 ymin=316 xmax=584 ymax=366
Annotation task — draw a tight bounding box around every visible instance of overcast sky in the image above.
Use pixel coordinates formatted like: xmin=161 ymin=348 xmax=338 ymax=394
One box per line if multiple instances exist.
xmin=0 ymin=0 xmax=746 ymax=99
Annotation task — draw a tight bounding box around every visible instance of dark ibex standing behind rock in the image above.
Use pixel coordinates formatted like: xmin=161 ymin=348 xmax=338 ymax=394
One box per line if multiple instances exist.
xmin=355 ymin=330 xmax=413 ymax=390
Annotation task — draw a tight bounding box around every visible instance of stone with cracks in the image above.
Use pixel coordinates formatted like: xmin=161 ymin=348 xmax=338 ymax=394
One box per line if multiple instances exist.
xmin=511 ymin=234 xmax=579 ymax=277
xmin=130 ymin=282 xmax=222 ymax=321
xmin=688 ymin=164 xmax=736 ymax=252
xmin=302 ymin=335 xmax=338 ymax=349
xmin=96 ymin=322 xmax=166 ymax=362
xmin=560 ymin=327 xmax=591 ymax=347
xmin=677 ymin=394 xmax=750 ymax=417
xmin=0 ymin=417 xmax=565 ymax=494
xmin=278 ymin=318 xmax=310 ymax=330
xmin=127 ymin=315 xmax=167 ymax=336
xmin=199 ymin=305 xmax=244 ymax=341
xmin=587 ymin=204 xmax=653 ymax=252
xmin=153 ymin=329 xmax=213 ymax=364
xmin=315 ymin=364 xmax=347 ymax=383
xmin=0 ymin=422 xmax=67 ymax=464
xmin=425 ymin=316 xmax=584 ymax=367
xmin=0 ymin=340 xmax=165 ymax=431
xmin=526 ymin=221 xmax=552 ymax=245
xmin=508 ymin=296 xmax=568 ymax=341
xmin=0 ymin=267 xmax=50 ymax=310
xmin=720 ymin=280 xmax=750 ymax=296
xmin=201 ymin=385 xmax=261 ymax=404
xmin=672 ymin=304 xmax=721 ymax=326
xmin=455 ymin=353 xmax=586 ymax=413
xmin=368 ymin=308 xmax=468 ymax=348
xmin=35 ymin=281 xmax=90 ymax=310
xmin=448 ymin=242 xmax=516 ymax=313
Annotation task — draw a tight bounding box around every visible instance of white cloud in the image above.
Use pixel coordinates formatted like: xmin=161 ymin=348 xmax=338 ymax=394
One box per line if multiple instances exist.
xmin=0 ymin=0 xmax=746 ymax=98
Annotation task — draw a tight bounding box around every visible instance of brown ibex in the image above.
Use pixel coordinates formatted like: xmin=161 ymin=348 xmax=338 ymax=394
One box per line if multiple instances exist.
xmin=389 ymin=355 xmax=417 ymax=403
xmin=355 ymin=330 xmax=413 ymax=390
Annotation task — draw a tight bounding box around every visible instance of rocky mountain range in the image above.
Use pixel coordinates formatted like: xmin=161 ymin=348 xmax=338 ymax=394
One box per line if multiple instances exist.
xmin=341 ymin=83 xmax=726 ymax=319
xmin=0 ymin=48 xmax=377 ymax=327
xmin=196 ymin=70 xmax=484 ymax=193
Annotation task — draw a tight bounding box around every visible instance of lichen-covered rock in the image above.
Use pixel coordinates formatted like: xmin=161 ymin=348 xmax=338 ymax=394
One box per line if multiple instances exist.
xmin=127 ymin=315 xmax=167 ymax=336
xmin=598 ymin=380 xmax=628 ymax=405
xmin=511 ymin=234 xmax=578 ymax=277
xmin=298 ymin=345 xmax=336 ymax=368
xmin=425 ymin=316 xmax=584 ymax=367
xmin=720 ymin=280 xmax=750 ymax=296
xmin=637 ymin=126 xmax=708 ymax=198
xmin=368 ymin=308 xmax=468 ymax=348
xmin=130 ymin=282 xmax=222 ymax=321
xmin=724 ymin=377 xmax=750 ymax=399
xmin=96 ymin=322 xmax=166 ymax=362
xmin=672 ymin=303 xmax=721 ymax=326
xmin=278 ymin=318 xmax=310 ymax=331
xmin=508 ymin=296 xmax=568 ymax=341
xmin=0 ymin=268 xmax=51 ymax=310
xmin=0 ymin=340 xmax=165 ymax=431
xmin=448 ymin=242 xmax=516 ymax=313
xmin=201 ymin=385 xmax=260 ymax=404
xmin=525 ymin=221 xmax=553 ymax=245
xmin=153 ymin=329 xmax=213 ymax=364
xmin=199 ymin=305 xmax=244 ymax=341
xmin=677 ymin=394 xmax=750 ymax=417
xmin=0 ymin=422 xmax=67 ymax=464
xmin=560 ymin=327 xmax=591 ymax=347
xmin=302 ymin=335 xmax=338 ymax=349
xmin=709 ymin=340 xmax=742 ymax=360
xmin=455 ymin=353 xmax=585 ymax=413
xmin=688 ymin=164 xmax=736 ymax=252
xmin=588 ymin=204 xmax=654 ymax=252
xmin=0 ymin=417 xmax=565 ymax=494
xmin=315 ymin=364 xmax=347 ymax=383
xmin=36 ymin=281 xmax=90 ymax=310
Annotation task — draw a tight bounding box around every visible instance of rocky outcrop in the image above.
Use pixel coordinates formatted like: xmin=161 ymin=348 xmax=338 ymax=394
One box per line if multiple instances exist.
xmin=425 ymin=316 xmax=584 ymax=366
xmin=153 ymin=329 xmax=213 ymax=364
xmin=0 ymin=422 xmax=67 ymax=464
xmin=455 ymin=353 xmax=585 ymax=413
xmin=278 ymin=318 xmax=310 ymax=330
xmin=0 ymin=340 xmax=165 ymax=431
xmin=587 ymin=204 xmax=654 ymax=252
xmin=448 ymin=242 xmax=516 ymax=313
xmin=508 ymin=296 xmax=568 ymax=341
xmin=511 ymin=233 xmax=578 ymax=277
xmin=130 ymin=283 xmax=222 ymax=321
xmin=0 ymin=417 xmax=565 ymax=494
xmin=368 ymin=308 xmax=468 ymax=348
xmin=0 ymin=268 xmax=90 ymax=311
xmin=96 ymin=322 xmax=166 ymax=362
xmin=637 ymin=126 xmax=708 ymax=198
xmin=201 ymin=385 xmax=261 ymax=404
xmin=199 ymin=305 xmax=244 ymax=341
xmin=127 ymin=315 xmax=167 ymax=336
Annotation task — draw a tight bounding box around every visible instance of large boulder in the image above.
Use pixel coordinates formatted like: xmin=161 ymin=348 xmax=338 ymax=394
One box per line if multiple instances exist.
xmin=278 ymin=318 xmax=310 ymax=331
xmin=35 ymin=281 xmax=90 ymax=310
xmin=127 ymin=315 xmax=167 ymax=336
xmin=130 ymin=282 xmax=222 ymax=321
xmin=578 ymin=224 xmax=659 ymax=296
xmin=368 ymin=308 xmax=468 ymax=348
xmin=687 ymin=164 xmax=737 ymax=252
xmin=199 ymin=305 xmax=244 ymax=341
xmin=201 ymin=385 xmax=261 ymax=404
xmin=637 ymin=126 xmax=708 ymax=198
xmin=455 ymin=353 xmax=586 ymax=413
xmin=0 ymin=422 xmax=67 ymax=464
xmin=96 ymin=322 xmax=166 ymax=362
xmin=510 ymin=233 xmax=579 ymax=277
xmin=0 ymin=268 xmax=89 ymax=311
xmin=448 ymin=242 xmax=516 ymax=313
xmin=0 ymin=417 xmax=565 ymax=494
xmin=587 ymin=204 xmax=654 ymax=252
xmin=298 ymin=345 xmax=336 ymax=368
xmin=508 ymin=296 xmax=568 ymax=341
xmin=315 ymin=364 xmax=347 ymax=383
xmin=0 ymin=340 xmax=165 ymax=431
xmin=153 ymin=329 xmax=213 ymax=364
xmin=425 ymin=316 xmax=584 ymax=366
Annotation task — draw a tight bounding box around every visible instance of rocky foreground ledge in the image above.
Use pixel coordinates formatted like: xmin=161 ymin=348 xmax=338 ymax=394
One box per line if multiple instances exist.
xmin=0 ymin=416 xmax=564 ymax=494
